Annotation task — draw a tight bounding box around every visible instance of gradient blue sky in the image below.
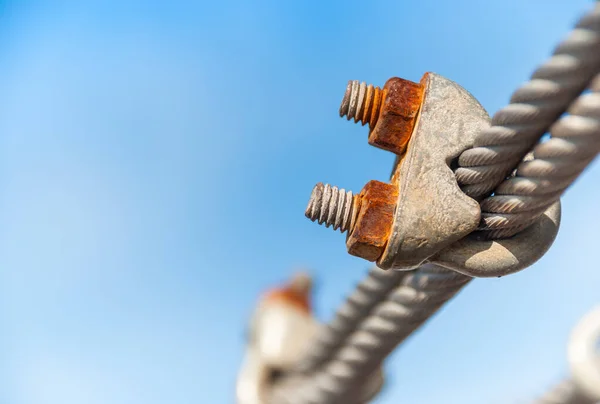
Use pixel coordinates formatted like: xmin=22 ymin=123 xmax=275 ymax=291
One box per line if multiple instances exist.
xmin=1 ymin=1 xmax=598 ymax=403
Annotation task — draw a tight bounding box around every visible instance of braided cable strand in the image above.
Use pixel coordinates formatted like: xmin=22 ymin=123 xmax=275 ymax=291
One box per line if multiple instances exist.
xmin=270 ymin=5 xmax=600 ymax=403
xmin=270 ymin=265 xmax=471 ymax=404
xmin=477 ymin=73 xmax=600 ymax=238
xmin=456 ymin=3 xmax=600 ymax=200
xmin=293 ymin=268 xmax=407 ymax=373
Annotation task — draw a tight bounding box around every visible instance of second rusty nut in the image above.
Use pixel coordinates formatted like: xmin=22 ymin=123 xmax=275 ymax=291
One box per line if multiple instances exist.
xmin=347 ymin=180 xmax=398 ymax=262
xmin=304 ymin=180 xmax=398 ymax=263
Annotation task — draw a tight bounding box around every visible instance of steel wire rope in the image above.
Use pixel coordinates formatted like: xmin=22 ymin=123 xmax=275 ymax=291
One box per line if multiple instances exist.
xmin=269 ymin=4 xmax=600 ymax=403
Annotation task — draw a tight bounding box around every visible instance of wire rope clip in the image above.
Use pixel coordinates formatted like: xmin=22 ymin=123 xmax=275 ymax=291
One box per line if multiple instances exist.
xmin=379 ymin=72 xmax=561 ymax=277
xmin=306 ymin=72 xmax=561 ymax=277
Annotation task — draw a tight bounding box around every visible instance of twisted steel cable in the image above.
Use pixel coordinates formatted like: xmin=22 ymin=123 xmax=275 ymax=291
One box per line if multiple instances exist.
xmin=293 ymin=267 xmax=407 ymax=373
xmin=477 ymin=73 xmax=600 ymax=238
xmin=269 ymin=5 xmax=600 ymax=404
xmin=456 ymin=3 xmax=600 ymax=200
xmin=270 ymin=265 xmax=471 ymax=404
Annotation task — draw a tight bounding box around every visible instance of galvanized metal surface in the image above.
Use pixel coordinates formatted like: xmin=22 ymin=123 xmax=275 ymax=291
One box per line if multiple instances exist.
xmin=377 ymin=72 xmax=488 ymax=270
xmin=432 ymin=201 xmax=561 ymax=277
xmin=371 ymin=72 xmax=562 ymax=277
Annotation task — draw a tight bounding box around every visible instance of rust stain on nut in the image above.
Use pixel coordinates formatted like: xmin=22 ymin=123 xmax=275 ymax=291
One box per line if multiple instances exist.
xmin=368 ymin=75 xmax=425 ymax=156
xmin=346 ymin=180 xmax=398 ymax=262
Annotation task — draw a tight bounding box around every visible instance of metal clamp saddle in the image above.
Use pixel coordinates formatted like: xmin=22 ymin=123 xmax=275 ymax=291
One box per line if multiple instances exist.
xmin=305 ymin=72 xmax=561 ymax=278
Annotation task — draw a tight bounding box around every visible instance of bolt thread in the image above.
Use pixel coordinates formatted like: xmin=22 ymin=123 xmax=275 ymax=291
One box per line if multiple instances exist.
xmin=339 ymin=80 xmax=384 ymax=128
xmin=305 ymin=183 xmax=357 ymax=233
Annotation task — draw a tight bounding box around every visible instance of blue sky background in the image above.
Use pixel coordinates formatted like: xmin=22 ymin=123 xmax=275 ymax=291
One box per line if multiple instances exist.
xmin=0 ymin=1 xmax=598 ymax=403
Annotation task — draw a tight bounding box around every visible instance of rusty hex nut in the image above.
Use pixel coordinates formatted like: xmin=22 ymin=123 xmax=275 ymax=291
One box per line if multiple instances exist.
xmin=346 ymin=180 xmax=399 ymax=262
xmin=368 ymin=76 xmax=425 ymax=156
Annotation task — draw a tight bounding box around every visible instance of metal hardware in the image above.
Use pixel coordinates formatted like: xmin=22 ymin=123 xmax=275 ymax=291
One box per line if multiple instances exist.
xmin=306 ymin=72 xmax=562 ymax=277
xmin=340 ymin=78 xmax=424 ymax=156
xmin=305 ymin=181 xmax=398 ymax=262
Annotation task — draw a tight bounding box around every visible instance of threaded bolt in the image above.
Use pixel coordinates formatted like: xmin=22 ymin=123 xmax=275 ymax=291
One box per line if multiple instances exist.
xmin=305 ymin=183 xmax=358 ymax=234
xmin=339 ymin=80 xmax=384 ymax=128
